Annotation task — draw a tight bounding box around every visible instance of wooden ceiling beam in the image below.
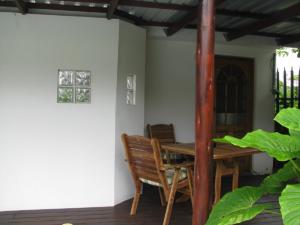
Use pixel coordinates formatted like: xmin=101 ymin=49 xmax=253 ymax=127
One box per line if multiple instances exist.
xmin=114 ymin=9 xmax=145 ymax=25
xmin=28 ymin=3 xmax=107 ymax=12
xmin=164 ymin=8 xmax=197 ymax=36
xmin=47 ymin=0 xmax=195 ymax=11
xmin=120 ymin=0 xmax=194 ymax=11
xmin=277 ymin=34 xmax=300 ymax=46
xmin=141 ymin=20 xmax=291 ymax=39
xmin=0 ymin=1 xmax=15 ymax=7
xmin=216 ymin=9 xmax=300 ymax=22
xmin=2 ymin=0 xmax=300 ymax=43
xmin=3 ymin=0 xmax=300 ymax=23
xmin=107 ymin=0 xmax=120 ymax=19
xmin=224 ymin=2 xmax=300 ymax=41
xmin=216 ymin=27 xmax=289 ymax=39
xmin=0 ymin=1 xmax=146 ymax=25
xmin=14 ymin=0 xmax=27 ymax=14
xmin=164 ymin=0 xmax=226 ymax=36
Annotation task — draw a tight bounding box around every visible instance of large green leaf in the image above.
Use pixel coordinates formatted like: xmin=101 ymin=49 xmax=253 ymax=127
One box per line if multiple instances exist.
xmin=275 ymin=108 xmax=300 ymax=137
xmin=214 ymin=129 xmax=300 ymax=161
xmin=279 ymin=184 xmax=300 ymax=225
xmin=206 ymin=186 xmax=270 ymax=225
xmin=217 ymin=205 xmax=270 ymax=225
xmin=261 ymin=160 xmax=300 ymax=194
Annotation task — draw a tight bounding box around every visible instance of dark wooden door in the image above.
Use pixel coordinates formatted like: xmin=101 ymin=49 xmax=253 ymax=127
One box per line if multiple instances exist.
xmin=215 ymin=55 xmax=254 ymax=173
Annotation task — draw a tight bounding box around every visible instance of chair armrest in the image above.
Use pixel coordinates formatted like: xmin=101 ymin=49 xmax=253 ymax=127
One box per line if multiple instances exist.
xmin=161 ymin=162 xmax=194 ymax=170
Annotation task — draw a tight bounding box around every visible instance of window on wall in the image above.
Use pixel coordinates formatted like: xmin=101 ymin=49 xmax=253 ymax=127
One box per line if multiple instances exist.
xmin=57 ymin=69 xmax=91 ymax=103
xmin=126 ymin=74 xmax=136 ymax=105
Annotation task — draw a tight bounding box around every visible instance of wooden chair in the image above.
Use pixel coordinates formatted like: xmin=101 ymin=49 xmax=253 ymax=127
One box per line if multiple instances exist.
xmin=147 ymin=124 xmax=176 ymax=144
xmin=121 ymin=134 xmax=193 ymax=225
xmin=147 ymin=124 xmax=183 ymax=163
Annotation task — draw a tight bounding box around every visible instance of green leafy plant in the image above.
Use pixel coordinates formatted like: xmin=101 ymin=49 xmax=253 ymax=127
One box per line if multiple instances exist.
xmin=206 ymin=108 xmax=300 ymax=225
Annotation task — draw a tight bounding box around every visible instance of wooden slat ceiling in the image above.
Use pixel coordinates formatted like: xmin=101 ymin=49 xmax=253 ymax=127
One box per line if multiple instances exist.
xmin=1 ymin=0 xmax=300 ymax=45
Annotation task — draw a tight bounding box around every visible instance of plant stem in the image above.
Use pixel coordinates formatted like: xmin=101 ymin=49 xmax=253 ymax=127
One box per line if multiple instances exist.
xmin=264 ymin=210 xmax=281 ymax=215
xmin=290 ymin=159 xmax=300 ymax=174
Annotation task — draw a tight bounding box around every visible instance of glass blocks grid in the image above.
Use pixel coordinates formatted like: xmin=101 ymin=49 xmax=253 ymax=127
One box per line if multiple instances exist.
xmin=58 ymin=70 xmax=75 ymax=86
xmin=126 ymin=75 xmax=136 ymax=105
xmin=57 ymin=69 xmax=91 ymax=103
xmin=75 ymin=71 xmax=91 ymax=87
xmin=75 ymin=88 xmax=91 ymax=103
xmin=57 ymin=87 xmax=73 ymax=103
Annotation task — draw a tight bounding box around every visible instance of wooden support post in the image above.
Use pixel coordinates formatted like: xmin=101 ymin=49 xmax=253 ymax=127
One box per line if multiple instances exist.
xmin=193 ymin=0 xmax=215 ymax=224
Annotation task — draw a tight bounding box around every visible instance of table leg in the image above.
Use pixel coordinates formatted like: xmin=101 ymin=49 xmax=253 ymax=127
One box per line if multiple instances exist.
xmin=232 ymin=159 xmax=239 ymax=190
xmin=214 ymin=161 xmax=222 ymax=204
xmin=214 ymin=159 xmax=240 ymax=204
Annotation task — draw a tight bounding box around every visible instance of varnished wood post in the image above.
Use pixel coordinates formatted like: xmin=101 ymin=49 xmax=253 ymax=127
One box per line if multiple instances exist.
xmin=193 ymin=0 xmax=216 ymax=225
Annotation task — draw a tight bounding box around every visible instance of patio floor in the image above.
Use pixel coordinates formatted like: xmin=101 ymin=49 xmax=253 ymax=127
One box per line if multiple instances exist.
xmin=0 ymin=176 xmax=282 ymax=225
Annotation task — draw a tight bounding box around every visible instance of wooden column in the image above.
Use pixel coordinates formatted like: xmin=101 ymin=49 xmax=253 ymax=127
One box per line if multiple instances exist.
xmin=193 ymin=0 xmax=216 ymax=225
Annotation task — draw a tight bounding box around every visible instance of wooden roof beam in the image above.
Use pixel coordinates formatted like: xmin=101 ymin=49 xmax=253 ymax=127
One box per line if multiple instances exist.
xmin=0 ymin=1 xmax=149 ymax=25
xmin=28 ymin=3 xmax=107 ymax=13
xmin=164 ymin=0 xmax=226 ymax=36
xmin=114 ymin=9 xmax=145 ymax=25
xmin=217 ymin=9 xmax=300 ymax=22
xmin=224 ymin=2 xmax=300 ymax=41
xmin=120 ymin=0 xmax=194 ymax=11
xmin=107 ymin=0 xmax=120 ymax=19
xmin=164 ymin=8 xmax=197 ymax=36
xmin=141 ymin=20 xmax=292 ymax=39
xmin=48 ymin=0 xmax=195 ymax=11
xmin=14 ymin=0 xmax=27 ymax=14
xmin=277 ymin=34 xmax=300 ymax=46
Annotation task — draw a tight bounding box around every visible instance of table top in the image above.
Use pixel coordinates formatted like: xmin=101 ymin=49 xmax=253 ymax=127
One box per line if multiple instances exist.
xmin=161 ymin=143 xmax=259 ymax=160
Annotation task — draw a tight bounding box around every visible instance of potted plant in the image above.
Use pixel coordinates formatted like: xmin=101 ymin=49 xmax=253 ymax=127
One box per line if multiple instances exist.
xmin=206 ymin=108 xmax=300 ymax=225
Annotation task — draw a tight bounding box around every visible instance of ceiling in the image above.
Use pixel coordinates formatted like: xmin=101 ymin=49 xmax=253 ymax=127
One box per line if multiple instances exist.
xmin=1 ymin=0 xmax=300 ymax=45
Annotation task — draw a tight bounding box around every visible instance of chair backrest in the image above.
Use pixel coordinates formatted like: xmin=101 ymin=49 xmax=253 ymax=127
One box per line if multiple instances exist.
xmin=121 ymin=134 xmax=168 ymax=187
xmin=147 ymin=124 xmax=176 ymax=144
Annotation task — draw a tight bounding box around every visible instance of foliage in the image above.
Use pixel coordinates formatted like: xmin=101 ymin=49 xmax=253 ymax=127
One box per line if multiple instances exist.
xmin=280 ymin=184 xmax=300 ymax=225
xmin=276 ymin=78 xmax=299 ymax=111
xmin=206 ymin=108 xmax=300 ymax=225
xmin=206 ymin=187 xmax=271 ymax=225
xmin=276 ymin=47 xmax=300 ymax=57
xmin=276 ymin=47 xmax=289 ymax=57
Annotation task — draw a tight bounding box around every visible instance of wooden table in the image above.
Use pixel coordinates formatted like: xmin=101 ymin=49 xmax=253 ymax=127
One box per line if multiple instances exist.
xmin=161 ymin=143 xmax=259 ymax=203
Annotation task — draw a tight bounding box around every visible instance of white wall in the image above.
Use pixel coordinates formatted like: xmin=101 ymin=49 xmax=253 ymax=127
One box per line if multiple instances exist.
xmin=0 ymin=13 xmax=119 ymax=210
xmin=145 ymin=30 xmax=276 ymax=174
xmin=114 ymin=21 xmax=146 ymax=204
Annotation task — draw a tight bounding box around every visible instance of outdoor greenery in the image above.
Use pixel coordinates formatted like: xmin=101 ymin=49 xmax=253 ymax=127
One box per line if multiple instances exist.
xmin=274 ymin=47 xmax=300 ymax=110
xmin=206 ymin=108 xmax=300 ymax=225
xmin=277 ymin=80 xmax=299 ymax=110
xmin=276 ymin=47 xmax=300 ymax=57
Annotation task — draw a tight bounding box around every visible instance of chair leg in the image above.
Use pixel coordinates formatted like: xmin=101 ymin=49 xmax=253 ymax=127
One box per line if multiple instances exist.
xmin=130 ymin=182 xmax=142 ymax=215
xmin=163 ymin=170 xmax=179 ymax=225
xmin=175 ymin=194 xmax=190 ymax=203
xmin=214 ymin=161 xmax=222 ymax=205
xmin=187 ymin=167 xmax=194 ymax=207
xmin=158 ymin=187 xmax=166 ymax=206
xmin=166 ymin=150 xmax=171 ymax=164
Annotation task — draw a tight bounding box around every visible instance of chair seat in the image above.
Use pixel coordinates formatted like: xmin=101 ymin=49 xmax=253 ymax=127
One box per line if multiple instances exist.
xmin=140 ymin=168 xmax=187 ymax=187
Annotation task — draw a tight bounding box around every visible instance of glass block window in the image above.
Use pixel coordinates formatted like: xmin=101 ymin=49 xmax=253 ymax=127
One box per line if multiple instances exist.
xmin=126 ymin=75 xmax=136 ymax=105
xmin=57 ymin=69 xmax=91 ymax=103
